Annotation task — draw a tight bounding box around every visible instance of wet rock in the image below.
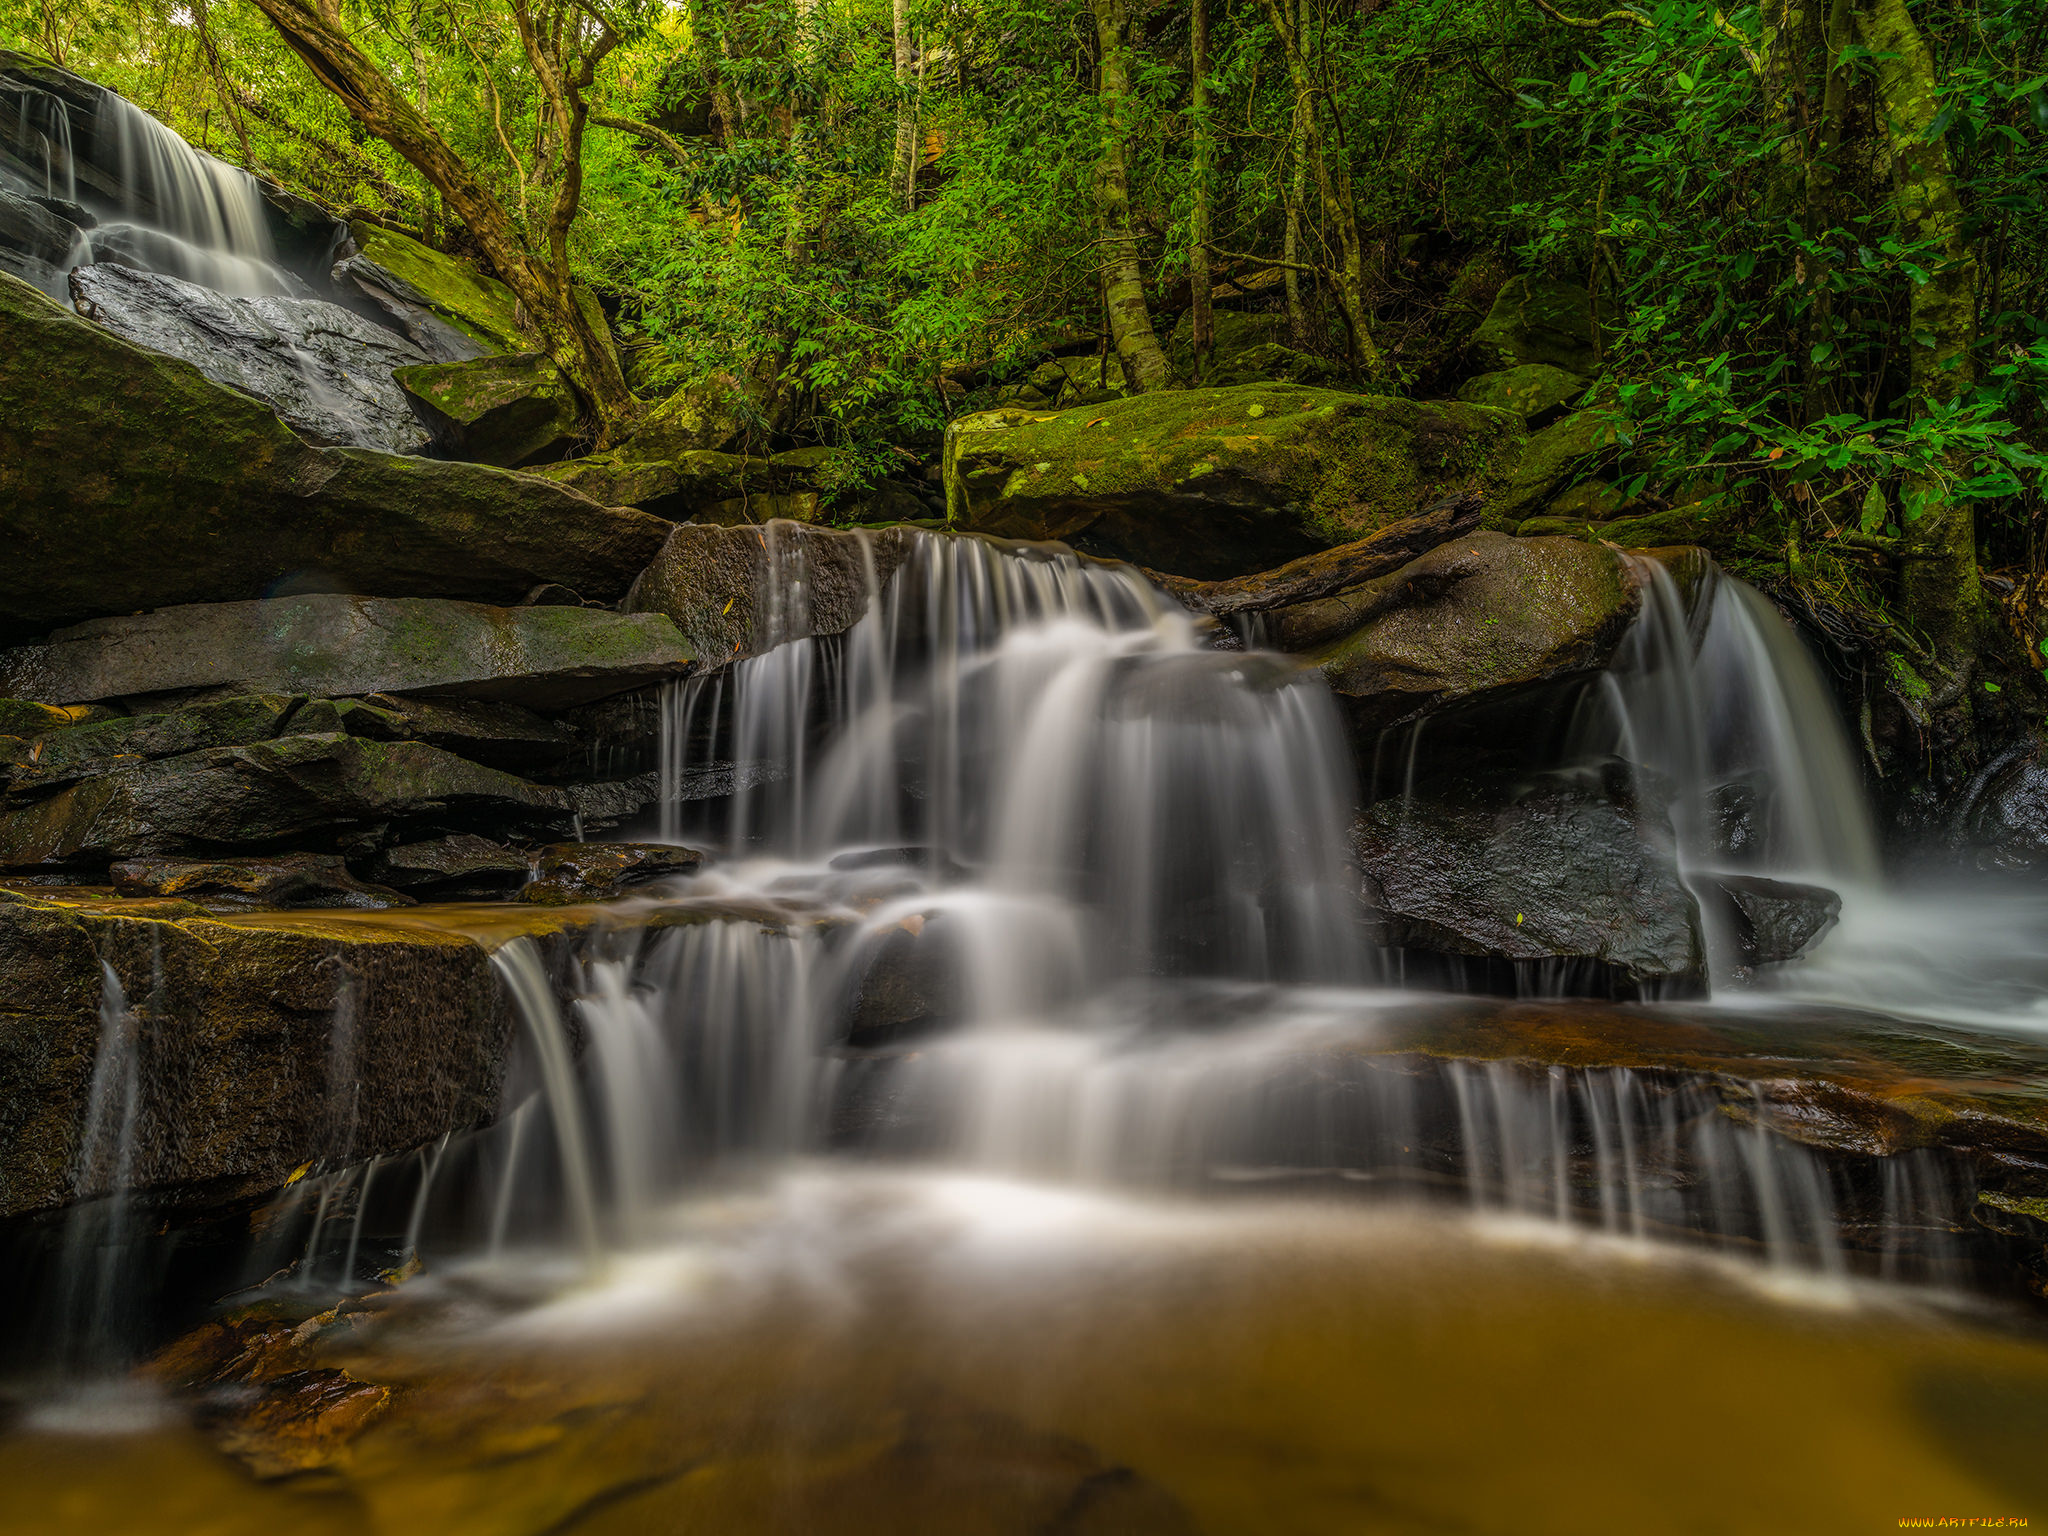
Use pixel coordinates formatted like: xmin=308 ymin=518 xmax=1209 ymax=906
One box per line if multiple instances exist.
xmin=528 ymin=449 xmax=775 ymax=518
xmin=517 ymin=842 xmax=705 ymax=903
xmin=1467 ymin=275 xmax=1599 ymax=375
xmin=1 ymin=694 xmax=297 ymax=792
xmin=207 ymin=1368 xmax=393 ymax=1479
xmin=1457 ymin=363 xmax=1585 ymax=428
xmin=626 ymin=520 xmax=912 ymax=666
xmin=366 ymin=833 xmax=532 ymax=898
xmin=69 ymin=262 xmax=432 ymax=454
xmin=295 ymin=693 xmax=581 ymax=776
xmin=110 ymin=853 xmax=413 ymax=910
xmin=1352 ymin=772 xmax=1702 ymax=988
xmin=395 ymin=351 xmax=579 ymax=467
xmin=943 ymin=384 xmax=1522 ymax=578
xmin=0 ymin=888 xmax=516 ymax=1216
xmin=0 ymin=183 xmax=84 ymax=266
xmin=1695 ymin=873 xmax=1841 ymax=967
xmin=333 ymin=220 xmax=534 ymax=357
xmin=0 ymin=593 xmax=692 ymax=711
xmin=0 ymin=734 xmax=581 ymax=868
xmin=1950 ymin=739 xmax=2048 ymax=876
xmin=1274 ymin=531 xmax=1639 ymax=731
xmin=0 ymin=272 xmax=672 ymax=637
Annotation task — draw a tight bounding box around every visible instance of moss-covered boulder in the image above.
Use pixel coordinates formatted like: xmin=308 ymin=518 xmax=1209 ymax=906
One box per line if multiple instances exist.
xmin=336 ymin=221 xmax=537 ymax=357
xmin=2 ymin=694 xmax=298 ymax=795
xmin=1457 ymin=363 xmax=1586 ymax=427
xmin=1490 ymin=408 xmax=1626 ymax=525
xmin=1468 ymin=275 xmax=1600 ymax=375
xmin=530 ymin=449 xmax=778 ymax=520
xmin=0 ymin=273 xmax=673 ymax=638
xmin=1517 ymin=501 xmax=1726 ymax=549
xmin=619 ymin=374 xmax=759 ymax=459
xmin=395 ymin=351 xmax=580 ymax=468
xmin=0 ymin=593 xmax=693 ymax=711
xmin=627 ymin=521 xmax=914 ymax=665
xmin=943 ymin=384 xmax=1523 ymax=579
xmin=1270 ymin=531 xmax=1640 ymax=730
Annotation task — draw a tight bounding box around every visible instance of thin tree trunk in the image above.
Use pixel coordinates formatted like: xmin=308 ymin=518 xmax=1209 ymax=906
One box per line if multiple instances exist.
xmin=245 ymin=0 xmax=636 ymax=437
xmin=1856 ymin=0 xmax=1982 ymax=673
xmin=892 ymin=0 xmax=917 ymax=211
xmin=1188 ymin=0 xmax=1214 ymax=379
xmin=1090 ymin=0 xmax=1172 ymax=393
xmin=1284 ymin=89 xmax=1308 ymax=347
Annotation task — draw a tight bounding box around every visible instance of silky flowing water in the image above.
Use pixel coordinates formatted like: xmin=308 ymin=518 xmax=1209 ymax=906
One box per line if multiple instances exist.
xmin=7 ymin=529 xmax=2048 ymax=1531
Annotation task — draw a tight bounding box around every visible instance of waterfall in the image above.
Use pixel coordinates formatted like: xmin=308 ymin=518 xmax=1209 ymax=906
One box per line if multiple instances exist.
xmin=86 ymin=90 xmax=291 ymax=297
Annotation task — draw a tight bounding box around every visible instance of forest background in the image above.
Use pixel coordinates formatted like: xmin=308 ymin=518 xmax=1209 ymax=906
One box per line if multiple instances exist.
xmin=5 ymin=0 xmax=2047 ymax=773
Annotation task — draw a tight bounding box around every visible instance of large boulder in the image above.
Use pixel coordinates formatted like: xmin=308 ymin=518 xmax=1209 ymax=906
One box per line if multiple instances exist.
xmin=332 ymin=220 xmax=533 ymax=359
xmin=0 ymin=593 xmax=693 ymax=711
xmin=1489 ymin=408 xmax=1626 ymax=525
xmin=528 ymin=448 xmax=779 ymax=520
xmin=627 ymin=521 xmax=914 ymax=665
xmin=395 ymin=351 xmax=580 ymax=467
xmin=1467 ymin=275 xmax=1600 ymax=375
xmin=943 ymin=384 xmax=1522 ymax=579
xmin=0 ymin=272 xmax=672 ymax=638
xmin=1456 ymin=363 xmax=1585 ymax=428
xmin=1353 ymin=770 xmax=1702 ymax=989
xmin=70 ymin=261 xmax=432 ymax=454
xmin=618 ymin=373 xmax=758 ymax=458
xmin=1269 ymin=531 xmax=1640 ymax=730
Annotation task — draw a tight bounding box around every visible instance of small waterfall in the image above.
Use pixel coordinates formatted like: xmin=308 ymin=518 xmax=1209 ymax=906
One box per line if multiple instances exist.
xmin=11 ymin=82 xmax=75 ymax=200
xmin=88 ymin=90 xmax=284 ymax=295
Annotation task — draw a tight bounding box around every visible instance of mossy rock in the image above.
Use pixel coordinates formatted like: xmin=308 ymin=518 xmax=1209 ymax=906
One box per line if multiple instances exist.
xmin=0 ymin=273 xmax=672 ymax=637
xmin=395 ymin=351 xmax=580 ymax=468
xmin=0 ymin=593 xmax=693 ymax=711
xmin=1457 ymin=363 xmax=1586 ymax=427
xmin=1516 ymin=501 xmax=1730 ymax=551
xmin=1491 ymin=409 xmax=1626 ymax=526
xmin=530 ymin=449 xmax=777 ymax=519
xmin=1468 ymin=275 xmax=1600 ymax=375
xmin=943 ymin=384 xmax=1523 ymax=579
xmin=346 ymin=221 xmax=538 ymax=355
xmin=1273 ymin=530 xmax=1639 ymax=730
xmin=621 ymin=374 xmax=761 ymax=459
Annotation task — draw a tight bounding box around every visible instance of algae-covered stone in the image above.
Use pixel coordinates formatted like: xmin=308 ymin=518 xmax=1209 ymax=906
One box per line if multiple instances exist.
xmin=1468 ymin=275 xmax=1600 ymax=375
xmin=3 ymin=694 xmax=298 ymax=793
xmin=1457 ymin=363 xmax=1585 ymax=426
xmin=1491 ymin=408 xmax=1625 ymax=525
xmin=529 ymin=449 xmax=776 ymax=519
xmin=1517 ymin=501 xmax=1727 ymax=550
xmin=0 ymin=593 xmax=693 ymax=710
xmin=943 ymin=384 xmax=1522 ymax=579
xmin=0 ymin=733 xmax=577 ymax=866
xmin=338 ymin=220 xmax=537 ymax=355
xmin=0 ymin=273 xmax=673 ymax=636
xmin=627 ymin=521 xmax=913 ymax=665
xmin=110 ymin=852 xmax=412 ymax=909
xmin=1274 ymin=531 xmax=1639 ymax=729
xmin=395 ymin=351 xmax=579 ymax=467
xmin=621 ymin=374 xmax=757 ymax=459
xmin=518 ymin=841 xmax=705 ymax=903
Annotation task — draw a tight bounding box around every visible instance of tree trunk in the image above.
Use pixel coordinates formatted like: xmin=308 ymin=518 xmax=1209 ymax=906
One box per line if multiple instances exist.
xmin=1257 ymin=0 xmax=1382 ymax=379
xmin=1284 ymin=90 xmax=1308 ymax=347
xmin=1090 ymin=0 xmax=1172 ymax=393
xmin=244 ymin=0 xmax=637 ymax=440
xmin=1188 ymin=0 xmax=1214 ymax=380
xmin=1856 ymin=0 xmax=1983 ymax=674
xmin=892 ymin=0 xmax=918 ymax=212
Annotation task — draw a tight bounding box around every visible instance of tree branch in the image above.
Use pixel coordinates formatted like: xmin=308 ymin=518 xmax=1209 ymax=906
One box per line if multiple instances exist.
xmin=591 ymin=112 xmax=697 ymax=171
xmin=1526 ymin=0 xmax=1649 ymax=31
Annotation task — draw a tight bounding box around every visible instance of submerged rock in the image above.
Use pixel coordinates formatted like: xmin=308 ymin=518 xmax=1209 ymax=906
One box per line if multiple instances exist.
xmin=110 ymin=852 xmax=412 ymax=909
xmin=70 ymin=261 xmax=432 ymax=454
xmin=626 ymin=521 xmax=912 ymax=666
xmin=1273 ymin=531 xmax=1639 ymax=731
xmin=943 ymin=384 xmax=1521 ymax=578
xmin=1352 ymin=772 xmax=1703 ymax=989
xmin=395 ymin=351 xmax=579 ymax=467
xmin=0 ymin=272 xmax=671 ymax=637
xmin=0 ymin=593 xmax=693 ymax=711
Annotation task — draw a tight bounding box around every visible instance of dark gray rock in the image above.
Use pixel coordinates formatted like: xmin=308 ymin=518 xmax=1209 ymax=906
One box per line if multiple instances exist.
xmin=2 ymin=694 xmax=298 ymax=793
xmin=1353 ymin=773 xmax=1703 ymax=987
xmin=366 ymin=833 xmax=532 ymax=897
xmin=109 ymin=852 xmax=412 ymax=909
xmin=294 ymin=694 xmax=581 ymax=775
xmin=0 ymin=183 xmax=85 ymax=265
xmin=69 ymin=261 xmax=431 ymax=454
xmin=1 ymin=272 xmax=673 ymax=637
xmin=517 ymin=841 xmax=705 ymax=904
xmin=0 ymin=733 xmax=580 ymax=867
xmin=332 ymin=251 xmax=494 ymax=364
xmin=1953 ymin=740 xmax=2048 ymax=876
xmin=1696 ymin=873 xmax=1840 ymax=966
xmin=0 ymin=594 xmax=693 ymax=711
